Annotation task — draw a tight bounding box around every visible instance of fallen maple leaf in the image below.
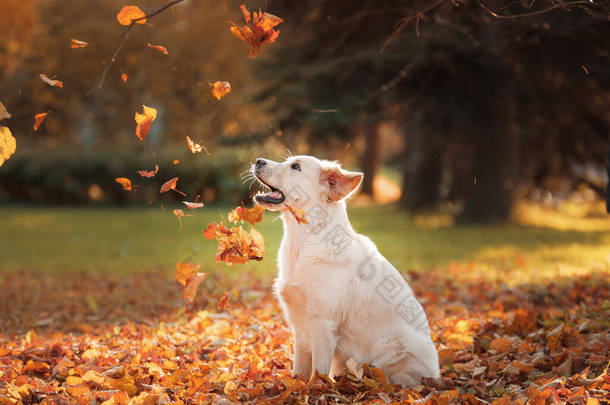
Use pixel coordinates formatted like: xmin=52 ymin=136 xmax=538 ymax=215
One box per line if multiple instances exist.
xmin=287 ymin=205 xmax=308 ymax=224
xmin=210 ymin=81 xmax=231 ymax=100
xmin=160 ymin=177 xmax=186 ymax=196
xmin=137 ymin=164 xmax=159 ymax=178
xmin=39 ymin=74 xmax=63 ymax=88
xmin=70 ymin=38 xmax=88 ymax=48
xmin=134 ymin=105 xmax=157 ymax=141
xmin=117 ymin=5 xmax=147 ymax=26
xmin=228 ymin=205 xmax=265 ymax=226
xmin=0 ymin=126 xmax=16 ymax=167
xmin=0 ymin=102 xmax=11 ymax=121
xmin=186 ymin=136 xmax=210 ymax=155
xmin=183 ymin=201 xmax=204 ymax=209
xmin=115 ymin=177 xmax=133 ymax=191
xmin=147 ymin=43 xmax=168 ymax=55
xmin=121 ymin=72 xmax=128 ymax=82
xmin=229 ymin=4 xmax=284 ymax=57
xmin=34 ymin=111 xmax=50 ymax=131
xmin=218 ymin=291 xmax=230 ymax=310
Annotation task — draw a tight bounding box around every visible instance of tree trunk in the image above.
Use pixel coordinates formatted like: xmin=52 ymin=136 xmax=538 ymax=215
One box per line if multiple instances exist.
xmin=400 ymin=129 xmax=442 ymax=211
xmin=457 ymin=86 xmax=519 ymax=223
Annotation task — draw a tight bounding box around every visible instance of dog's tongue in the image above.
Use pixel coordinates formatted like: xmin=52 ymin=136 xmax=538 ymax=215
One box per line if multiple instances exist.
xmin=268 ymin=190 xmax=283 ymax=199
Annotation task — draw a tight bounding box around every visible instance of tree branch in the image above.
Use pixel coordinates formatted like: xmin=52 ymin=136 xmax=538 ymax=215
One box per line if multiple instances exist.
xmin=475 ymin=0 xmax=604 ymax=19
xmin=87 ymin=0 xmax=187 ymax=96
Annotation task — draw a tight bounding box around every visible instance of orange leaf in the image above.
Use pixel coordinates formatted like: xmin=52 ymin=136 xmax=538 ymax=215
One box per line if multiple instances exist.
xmin=217 ymin=291 xmax=230 ymax=310
xmin=209 ymin=81 xmax=231 ymax=100
xmin=39 ymin=74 xmax=63 ymax=88
xmin=115 ymin=177 xmax=132 ymax=191
xmin=117 ymin=5 xmax=147 ymax=25
xmin=287 ymin=205 xmax=308 ymax=224
xmin=34 ymin=111 xmax=50 ymax=131
xmin=160 ymin=177 xmax=184 ymax=196
xmin=70 ymin=38 xmax=88 ymax=48
xmin=203 ymin=209 xmax=266 ymax=265
xmin=186 ymin=136 xmax=210 ymax=155
xmin=229 ymin=5 xmax=283 ymax=57
xmin=184 ymin=272 xmax=207 ymax=303
xmin=137 ymin=164 xmax=158 ymax=178
xmin=173 ymin=159 xmax=180 ymax=165
xmin=147 ymin=43 xmax=169 ymax=55
xmin=202 ymin=223 xmax=217 ymax=239
xmin=489 ymin=337 xmax=513 ymax=353
xmin=228 ymin=205 xmax=265 ymax=226
xmin=121 ymin=72 xmax=128 ymax=82
xmin=173 ymin=209 xmax=185 ymax=229
xmin=134 ymin=105 xmax=157 ymax=141
xmin=183 ymin=201 xmax=204 ymax=209
xmin=174 ymin=262 xmax=200 ymax=286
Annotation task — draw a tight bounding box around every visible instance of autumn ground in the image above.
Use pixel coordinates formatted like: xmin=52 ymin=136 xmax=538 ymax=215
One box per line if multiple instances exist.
xmin=0 ymin=204 xmax=609 ymax=404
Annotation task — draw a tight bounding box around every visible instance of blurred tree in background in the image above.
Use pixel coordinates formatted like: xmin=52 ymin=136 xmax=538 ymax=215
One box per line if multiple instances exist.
xmin=254 ymin=0 xmax=610 ymax=222
xmin=0 ymin=0 xmax=608 ymax=222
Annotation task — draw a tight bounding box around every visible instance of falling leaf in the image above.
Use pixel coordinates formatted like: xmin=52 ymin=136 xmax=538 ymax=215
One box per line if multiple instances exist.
xmin=121 ymin=72 xmax=128 ymax=82
xmin=183 ymin=201 xmax=204 ymax=209
xmin=137 ymin=164 xmax=158 ymax=178
xmin=160 ymin=177 xmax=186 ymax=196
xmin=34 ymin=111 xmax=50 ymax=131
xmin=147 ymin=43 xmax=169 ymax=55
xmin=229 ymin=5 xmax=284 ymax=57
xmin=203 ymin=207 xmax=266 ymax=265
xmin=228 ymin=205 xmax=265 ymax=226
xmin=287 ymin=206 xmax=308 ymax=224
xmin=117 ymin=5 xmax=147 ymax=25
xmin=202 ymin=223 xmax=217 ymax=239
xmin=173 ymin=209 xmax=185 ymax=229
xmin=186 ymin=136 xmax=210 ymax=155
xmin=0 ymin=126 xmax=16 ymax=167
xmin=174 ymin=262 xmax=200 ymax=286
xmin=39 ymin=74 xmax=63 ymax=88
xmin=173 ymin=159 xmax=180 ymax=165
xmin=210 ymin=81 xmax=231 ymax=100
xmin=217 ymin=291 xmax=230 ymax=310
xmin=174 ymin=262 xmax=207 ymax=304
xmin=0 ymin=102 xmax=10 ymax=121
xmin=70 ymin=38 xmax=88 ymax=48
xmin=134 ymin=105 xmax=157 ymax=141
xmin=115 ymin=177 xmax=132 ymax=191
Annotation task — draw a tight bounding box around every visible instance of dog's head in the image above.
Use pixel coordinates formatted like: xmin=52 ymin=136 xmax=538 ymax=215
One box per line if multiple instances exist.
xmin=252 ymin=155 xmax=363 ymax=211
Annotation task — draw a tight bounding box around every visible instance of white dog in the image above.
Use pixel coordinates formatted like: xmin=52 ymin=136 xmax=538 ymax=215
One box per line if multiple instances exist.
xmin=252 ymin=155 xmax=440 ymax=386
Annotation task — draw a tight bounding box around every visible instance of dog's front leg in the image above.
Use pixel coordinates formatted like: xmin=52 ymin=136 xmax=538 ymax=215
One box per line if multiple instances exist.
xmin=293 ymin=335 xmax=312 ymax=378
xmin=310 ymin=319 xmax=337 ymax=376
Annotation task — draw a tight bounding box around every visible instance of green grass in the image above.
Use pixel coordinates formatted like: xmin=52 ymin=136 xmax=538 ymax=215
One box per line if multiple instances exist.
xmin=1 ymin=205 xmax=609 ymax=282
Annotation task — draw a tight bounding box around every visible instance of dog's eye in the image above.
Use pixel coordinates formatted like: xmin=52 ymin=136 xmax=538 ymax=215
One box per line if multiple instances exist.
xmin=291 ymin=163 xmax=301 ymax=171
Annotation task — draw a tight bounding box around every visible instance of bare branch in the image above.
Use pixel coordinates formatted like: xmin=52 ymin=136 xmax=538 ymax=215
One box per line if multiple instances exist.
xmin=87 ymin=0 xmax=187 ymax=96
xmin=475 ymin=0 xmax=604 ymax=19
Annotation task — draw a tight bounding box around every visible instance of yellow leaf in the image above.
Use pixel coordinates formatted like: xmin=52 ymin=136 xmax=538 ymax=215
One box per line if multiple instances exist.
xmin=0 ymin=126 xmax=16 ymax=167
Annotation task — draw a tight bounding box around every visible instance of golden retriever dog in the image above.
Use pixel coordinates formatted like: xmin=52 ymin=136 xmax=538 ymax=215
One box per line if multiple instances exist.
xmin=252 ymin=155 xmax=440 ymax=386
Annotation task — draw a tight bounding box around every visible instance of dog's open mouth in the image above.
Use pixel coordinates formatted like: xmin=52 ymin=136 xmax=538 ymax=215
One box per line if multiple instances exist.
xmin=254 ymin=177 xmax=285 ymax=205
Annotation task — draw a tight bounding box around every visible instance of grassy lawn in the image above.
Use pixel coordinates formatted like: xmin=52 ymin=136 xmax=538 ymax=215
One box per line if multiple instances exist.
xmin=1 ymin=204 xmax=609 ymax=282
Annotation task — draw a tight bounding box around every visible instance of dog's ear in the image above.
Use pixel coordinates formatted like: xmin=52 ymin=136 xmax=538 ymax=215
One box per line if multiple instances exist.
xmin=321 ymin=164 xmax=363 ymax=202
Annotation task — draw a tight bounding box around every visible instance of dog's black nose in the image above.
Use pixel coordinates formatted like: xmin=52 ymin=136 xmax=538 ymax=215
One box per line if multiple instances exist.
xmin=255 ymin=158 xmax=267 ymax=167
